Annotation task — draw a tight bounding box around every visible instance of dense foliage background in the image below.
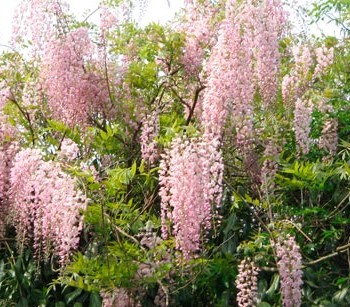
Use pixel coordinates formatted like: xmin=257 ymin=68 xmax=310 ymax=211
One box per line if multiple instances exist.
xmin=0 ymin=0 xmax=349 ymax=306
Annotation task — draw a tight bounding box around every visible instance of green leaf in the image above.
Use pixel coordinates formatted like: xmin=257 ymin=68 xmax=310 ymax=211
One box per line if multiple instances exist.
xmin=89 ymin=291 xmax=102 ymax=307
xmin=16 ymin=297 xmax=29 ymax=307
xmin=266 ymin=274 xmax=280 ymax=299
xmin=333 ymin=287 xmax=349 ymax=302
xmin=131 ymin=161 xmax=137 ymax=177
xmin=65 ymin=288 xmax=82 ymax=304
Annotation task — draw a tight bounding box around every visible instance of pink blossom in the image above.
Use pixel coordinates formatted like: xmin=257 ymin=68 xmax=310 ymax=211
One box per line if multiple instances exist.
xmin=180 ymin=1 xmax=216 ymax=74
xmin=59 ymin=139 xmax=80 ymax=161
xmin=0 ymin=85 xmax=18 ymax=237
xmin=282 ymin=45 xmax=313 ymax=104
xmin=0 ymin=142 xmax=18 ymax=237
xmin=100 ymin=288 xmax=140 ymax=307
xmin=261 ymin=138 xmax=281 ymax=193
xmin=253 ymin=0 xmax=286 ymax=105
xmin=0 ymin=83 xmax=17 ymax=139
xmin=40 ymin=28 xmax=109 ymax=127
xmin=313 ymin=46 xmax=334 ymax=79
xmin=282 ymin=44 xmax=333 ymax=105
xmin=140 ymin=111 xmax=160 ymax=166
xmin=9 ymin=148 xmax=87 ymax=265
xmin=159 ymin=136 xmax=223 ymax=258
xmin=11 ymin=0 xmax=69 ymax=54
xmin=236 ymin=258 xmax=260 ymax=307
xmin=100 ymin=6 xmax=118 ymax=34
xmin=294 ymin=98 xmax=313 ymax=155
xmin=274 ymin=236 xmax=303 ymax=307
xmin=319 ymin=118 xmax=338 ymax=158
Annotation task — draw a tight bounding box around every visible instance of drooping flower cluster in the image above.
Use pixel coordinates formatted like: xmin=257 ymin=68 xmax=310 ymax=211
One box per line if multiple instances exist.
xmin=99 ymin=6 xmax=118 ymax=34
xmin=236 ymin=258 xmax=260 ymax=307
xmin=0 ymin=85 xmax=18 ymax=237
xmin=0 ymin=83 xmax=17 ymax=139
xmin=12 ymin=0 xmax=69 ymax=54
xmin=140 ymin=111 xmax=160 ymax=166
xmin=9 ymin=148 xmax=87 ymax=265
xmin=201 ymin=0 xmax=255 ymax=139
xmin=261 ymin=138 xmax=281 ymax=193
xmin=0 ymin=142 xmax=18 ymax=237
xmin=294 ymin=98 xmax=313 ymax=155
xmin=21 ymin=80 xmax=44 ymax=120
xmin=100 ymin=288 xmax=140 ymax=307
xmin=313 ymin=46 xmax=334 ymax=80
xmin=319 ymin=118 xmax=338 ymax=158
xmin=58 ymin=139 xmax=80 ymax=161
xmin=282 ymin=45 xmax=313 ymax=104
xmin=201 ymin=0 xmax=285 ymax=151
xmin=253 ymin=0 xmax=286 ymax=105
xmin=159 ymin=136 xmax=223 ymax=258
xmin=180 ymin=0 xmax=216 ymax=74
xmin=274 ymin=236 xmax=303 ymax=307
xmin=41 ymin=28 xmax=108 ymax=127
xmin=282 ymin=44 xmax=334 ymax=104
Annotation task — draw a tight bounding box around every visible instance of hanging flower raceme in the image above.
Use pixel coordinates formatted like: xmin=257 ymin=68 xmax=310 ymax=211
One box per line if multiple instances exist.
xmin=12 ymin=0 xmax=69 ymax=54
xmin=180 ymin=0 xmax=216 ymax=75
xmin=282 ymin=44 xmax=334 ymax=104
xmin=253 ymin=0 xmax=286 ymax=105
xmin=274 ymin=235 xmax=303 ymax=307
xmin=41 ymin=28 xmax=108 ymax=128
xmin=236 ymin=258 xmax=260 ymax=307
xmin=294 ymin=98 xmax=313 ymax=156
xmin=201 ymin=0 xmax=255 ymax=139
xmin=261 ymin=137 xmax=281 ymax=193
xmin=58 ymin=139 xmax=80 ymax=161
xmin=100 ymin=288 xmax=140 ymax=307
xmin=0 ymin=85 xmax=18 ymax=237
xmin=201 ymin=0 xmax=285 ymax=151
xmin=159 ymin=136 xmax=223 ymax=258
xmin=9 ymin=148 xmax=87 ymax=265
xmin=140 ymin=111 xmax=160 ymax=166
xmin=313 ymin=46 xmax=334 ymax=80
xmin=319 ymin=118 xmax=338 ymax=158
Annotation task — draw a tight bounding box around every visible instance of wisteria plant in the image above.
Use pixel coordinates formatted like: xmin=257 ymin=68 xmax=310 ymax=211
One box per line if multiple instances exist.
xmin=0 ymin=0 xmax=350 ymax=306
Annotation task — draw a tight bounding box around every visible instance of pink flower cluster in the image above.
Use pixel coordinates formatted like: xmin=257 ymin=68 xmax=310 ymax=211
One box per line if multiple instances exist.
xmin=180 ymin=1 xmax=216 ymax=74
xmin=294 ymin=98 xmax=313 ymax=155
xmin=0 ymin=87 xmax=18 ymax=237
xmin=140 ymin=111 xmax=160 ymax=166
xmin=254 ymin=0 xmax=286 ymax=105
xmin=274 ymin=236 xmax=303 ymax=307
xmin=9 ymin=148 xmax=87 ymax=265
xmin=41 ymin=28 xmax=108 ymax=127
xmin=261 ymin=138 xmax=281 ymax=193
xmin=12 ymin=0 xmax=69 ymax=54
xmin=313 ymin=46 xmax=334 ymax=79
xmin=99 ymin=6 xmax=118 ymax=34
xmin=282 ymin=44 xmax=334 ymax=104
xmin=202 ymin=0 xmax=254 ymax=138
xmin=22 ymin=81 xmax=44 ymax=119
xmin=0 ymin=142 xmax=18 ymax=237
xmin=236 ymin=258 xmax=260 ymax=307
xmin=159 ymin=136 xmax=223 ymax=258
xmin=100 ymin=288 xmax=140 ymax=307
xmin=282 ymin=45 xmax=313 ymax=104
xmin=201 ymin=0 xmax=285 ymax=151
xmin=319 ymin=118 xmax=338 ymax=158
xmin=59 ymin=139 xmax=80 ymax=161
xmin=0 ymin=83 xmax=17 ymax=139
